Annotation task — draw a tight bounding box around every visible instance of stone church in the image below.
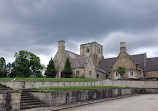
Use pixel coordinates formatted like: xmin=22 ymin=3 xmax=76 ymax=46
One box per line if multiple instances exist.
xmin=54 ymin=40 xmax=158 ymax=79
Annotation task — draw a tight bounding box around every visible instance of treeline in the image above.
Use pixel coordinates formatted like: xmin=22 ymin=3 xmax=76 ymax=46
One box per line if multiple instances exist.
xmin=0 ymin=50 xmax=54 ymax=77
xmin=0 ymin=50 xmax=73 ymax=78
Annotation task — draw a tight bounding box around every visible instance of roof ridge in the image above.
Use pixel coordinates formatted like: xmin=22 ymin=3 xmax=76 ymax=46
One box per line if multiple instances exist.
xmin=65 ymin=50 xmax=80 ymax=56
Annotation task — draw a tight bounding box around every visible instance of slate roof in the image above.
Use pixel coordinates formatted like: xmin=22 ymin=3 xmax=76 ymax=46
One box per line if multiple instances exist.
xmin=130 ymin=54 xmax=146 ymax=70
xmin=146 ymin=57 xmax=158 ymax=71
xmin=99 ymin=58 xmax=116 ymax=73
xmin=99 ymin=53 xmax=146 ymax=72
xmin=64 ymin=50 xmax=89 ymax=68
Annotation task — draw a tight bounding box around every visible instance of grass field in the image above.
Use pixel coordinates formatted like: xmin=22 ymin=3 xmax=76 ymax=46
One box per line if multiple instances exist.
xmin=0 ymin=77 xmax=96 ymax=82
xmin=29 ymin=86 xmax=134 ymax=91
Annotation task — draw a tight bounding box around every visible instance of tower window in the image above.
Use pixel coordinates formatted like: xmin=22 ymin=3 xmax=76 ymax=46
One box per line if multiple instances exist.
xmin=98 ymin=48 xmax=100 ymax=53
xmin=86 ymin=47 xmax=89 ymax=52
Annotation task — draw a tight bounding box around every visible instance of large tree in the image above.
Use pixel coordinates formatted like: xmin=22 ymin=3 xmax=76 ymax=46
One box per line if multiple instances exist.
xmin=0 ymin=57 xmax=7 ymax=77
xmin=45 ymin=58 xmax=56 ymax=77
xmin=63 ymin=58 xmax=73 ymax=78
xmin=11 ymin=50 xmax=43 ymax=77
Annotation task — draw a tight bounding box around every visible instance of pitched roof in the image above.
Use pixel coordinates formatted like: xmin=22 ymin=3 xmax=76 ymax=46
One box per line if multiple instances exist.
xmin=99 ymin=53 xmax=146 ymax=72
xmin=146 ymin=57 xmax=158 ymax=71
xmin=64 ymin=50 xmax=89 ymax=68
xmin=131 ymin=54 xmax=146 ymax=70
xmin=71 ymin=56 xmax=89 ymax=68
xmin=99 ymin=57 xmax=116 ymax=73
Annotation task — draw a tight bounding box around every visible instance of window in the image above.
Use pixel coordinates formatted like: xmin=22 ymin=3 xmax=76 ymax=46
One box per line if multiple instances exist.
xmin=86 ymin=47 xmax=89 ymax=52
xmin=97 ymin=74 xmax=99 ymax=78
xmin=89 ymin=71 xmax=92 ymax=76
xmin=98 ymin=48 xmax=101 ymax=53
xmin=76 ymin=70 xmax=80 ymax=75
xmin=130 ymin=70 xmax=133 ymax=76
xmin=116 ymin=72 xmax=118 ymax=76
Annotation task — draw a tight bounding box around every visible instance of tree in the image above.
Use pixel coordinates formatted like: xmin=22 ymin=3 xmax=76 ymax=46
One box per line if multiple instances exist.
xmin=0 ymin=57 xmax=7 ymax=77
xmin=12 ymin=50 xmax=43 ymax=77
xmin=117 ymin=66 xmax=126 ymax=78
xmin=63 ymin=58 xmax=73 ymax=78
xmin=45 ymin=58 xmax=56 ymax=77
xmin=6 ymin=62 xmax=12 ymax=75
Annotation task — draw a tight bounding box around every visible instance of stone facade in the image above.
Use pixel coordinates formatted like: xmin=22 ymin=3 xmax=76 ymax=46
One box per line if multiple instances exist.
xmin=99 ymin=42 xmax=158 ymax=79
xmin=110 ymin=43 xmax=143 ymax=79
xmin=54 ymin=40 xmax=105 ymax=79
xmin=54 ymin=40 xmax=158 ymax=80
xmin=146 ymin=71 xmax=158 ymax=78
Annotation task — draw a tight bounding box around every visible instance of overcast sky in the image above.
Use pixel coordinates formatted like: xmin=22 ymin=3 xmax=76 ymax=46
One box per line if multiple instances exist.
xmin=0 ymin=0 xmax=158 ymax=65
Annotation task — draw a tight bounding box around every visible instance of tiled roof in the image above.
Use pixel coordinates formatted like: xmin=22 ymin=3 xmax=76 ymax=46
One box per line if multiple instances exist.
xmin=64 ymin=50 xmax=89 ymax=68
xmin=146 ymin=57 xmax=158 ymax=71
xmin=99 ymin=57 xmax=116 ymax=73
xmin=71 ymin=56 xmax=89 ymax=68
xmin=99 ymin=53 xmax=146 ymax=72
xmin=131 ymin=54 xmax=146 ymax=70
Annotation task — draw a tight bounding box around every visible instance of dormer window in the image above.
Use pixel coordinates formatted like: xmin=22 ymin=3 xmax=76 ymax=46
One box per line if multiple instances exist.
xmin=86 ymin=47 xmax=89 ymax=52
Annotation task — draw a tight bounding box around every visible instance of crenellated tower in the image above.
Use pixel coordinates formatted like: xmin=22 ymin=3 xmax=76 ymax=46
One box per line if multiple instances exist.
xmin=80 ymin=42 xmax=104 ymax=67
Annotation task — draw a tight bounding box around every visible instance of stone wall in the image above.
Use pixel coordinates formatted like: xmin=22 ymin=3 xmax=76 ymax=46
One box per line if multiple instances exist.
xmin=0 ymin=91 xmax=20 ymax=111
xmin=30 ymin=88 xmax=158 ymax=107
xmin=1 ymin=79 xmax=158 ymax=90
xmin=146 ymin=71 xmax=158 ymax=78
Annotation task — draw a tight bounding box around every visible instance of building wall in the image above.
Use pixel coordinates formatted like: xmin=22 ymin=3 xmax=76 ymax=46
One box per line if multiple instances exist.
xmin=80 ymin=42 xmax=103 ymax=67
xmin=54 ymin=50 xmax=67 ymax=78
xmin=146 ymin=71 xmax=158 ymax=78
xmin=73 ymin=68 xmax=85 ymax=78
xmin=111 ymin=51 xmax=142 ymax=79
xmin=84 ymin=57 xmax=97 ymax=79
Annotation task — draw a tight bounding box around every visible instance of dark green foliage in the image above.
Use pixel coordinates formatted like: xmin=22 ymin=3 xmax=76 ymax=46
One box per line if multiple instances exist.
xmin=117 ymin=66 xmax=126 ymax=78
xmin=0 ymin=57 xmax=7 ymax=77
xmin=11 ymin=50 xmax=43 ymax=77
xmin=63 ymin=58 xmax=72 ymax=78
xmin=45 ymin=58 xmax=56 ymax=77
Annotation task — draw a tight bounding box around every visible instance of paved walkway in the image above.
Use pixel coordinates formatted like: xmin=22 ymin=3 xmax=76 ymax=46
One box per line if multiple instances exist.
xmin=60 ymin=94 xmax=158 ymax=111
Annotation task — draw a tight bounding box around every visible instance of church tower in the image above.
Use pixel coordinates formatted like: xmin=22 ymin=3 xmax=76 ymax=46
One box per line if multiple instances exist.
xmin=80 ymin=42 xmax=104 ymax=67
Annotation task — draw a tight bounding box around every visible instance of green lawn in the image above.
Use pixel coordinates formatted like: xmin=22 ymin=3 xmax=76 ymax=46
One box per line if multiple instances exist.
xmin=29 ymin=86 xmax=135 ymax=91
xmin=0 ymin=77 xmax=96 ymax=82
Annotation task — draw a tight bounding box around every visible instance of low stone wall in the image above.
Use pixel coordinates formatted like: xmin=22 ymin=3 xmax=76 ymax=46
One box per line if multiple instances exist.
xmin=0 ymin=79 xmax=158 ymax=90
xmin=0 ymin=91 xmax=21 ymax=111
xmin=30 ymin=88 xmax=154 ymax=107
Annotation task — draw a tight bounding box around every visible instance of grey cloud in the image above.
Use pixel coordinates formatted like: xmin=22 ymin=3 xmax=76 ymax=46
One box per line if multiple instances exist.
xmin=0 ymin=0 xmax=158 ymax=64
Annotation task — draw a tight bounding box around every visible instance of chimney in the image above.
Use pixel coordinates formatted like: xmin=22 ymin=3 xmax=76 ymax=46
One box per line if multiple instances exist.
xmin=58 ymin=40 xmax=65 ymax=51
xmin=120 ymin=42 xmax=126 ymax=52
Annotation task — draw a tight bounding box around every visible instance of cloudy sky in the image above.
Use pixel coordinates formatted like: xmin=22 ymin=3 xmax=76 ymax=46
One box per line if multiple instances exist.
xmin=0 ymin=0 xmax=158 ymax=65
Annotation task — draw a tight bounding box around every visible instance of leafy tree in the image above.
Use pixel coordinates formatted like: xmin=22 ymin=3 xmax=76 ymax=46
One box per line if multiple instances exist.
xmin=45 ymin=58 xmax=56 ymax=77
xmin=117 ymin=66 xmax=126 ymax=78
xmin=63 ymin=58 xmax=72 ymax=78
xmin=12 ymin=50 xmax=43 ymax=77
xmin=0 ymin=57 xmax=7 ymax=77
xmin=6 ymin=62 xmax=12 ymax=75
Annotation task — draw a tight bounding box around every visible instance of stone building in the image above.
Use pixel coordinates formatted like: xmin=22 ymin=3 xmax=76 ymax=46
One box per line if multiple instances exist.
xmin=99 ymin=42 xmax=158 ymax=79
xmin=54 ymin=40 xmax=158 ymax=79
xmin=54 ymin=40 xmax=105 ymax=79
